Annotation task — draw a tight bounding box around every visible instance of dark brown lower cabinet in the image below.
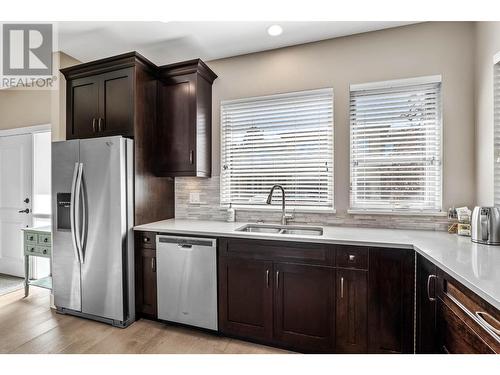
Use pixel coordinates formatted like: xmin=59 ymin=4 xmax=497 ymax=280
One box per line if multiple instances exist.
xmin=217 ymin=239 xmax=418 ymax=353
xmin=335 ymin=269 xmax=368 ymax=353
xmin=274 ymin=263 xmax=334 ymax=352
xmin=135 ymin=248 xmax=157 ymax=319
xmin=368 ymin=248 xmax=415 ymax=354
xmin=218 ymin=257 xmax=273 ymax=341
xmin=417 ymin=255 xmax=438 ymax=353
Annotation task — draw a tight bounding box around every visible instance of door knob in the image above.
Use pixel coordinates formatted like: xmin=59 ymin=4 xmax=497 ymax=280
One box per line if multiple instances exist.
xmin=18 ymin=208 xmax=30 ymax=214
xmin=24 ymin=198 xmax=30 ymax=203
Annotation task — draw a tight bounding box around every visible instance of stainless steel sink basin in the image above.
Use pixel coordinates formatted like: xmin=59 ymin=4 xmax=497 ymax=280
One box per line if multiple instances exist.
xmin=236 ymin=224 xmax=323 ymax=236
xmin=280 ymin=228 xmax=324 ymax=236
xmin=236 ymin=224 xmax=282 ymax=234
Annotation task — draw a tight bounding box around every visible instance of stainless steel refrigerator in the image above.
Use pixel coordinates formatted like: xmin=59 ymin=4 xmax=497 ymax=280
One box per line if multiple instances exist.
xmin=51 ymin=136 xmax=135 ymax=327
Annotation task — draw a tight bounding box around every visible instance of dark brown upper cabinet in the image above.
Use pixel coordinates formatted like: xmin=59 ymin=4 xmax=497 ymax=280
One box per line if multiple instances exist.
xmin=155 ymin=59 xmax=217 ymax=177
xmin=61 ymin=52 xmax=175 ymax=226
xmin=62 ymin=53 xmax=147 ymax=139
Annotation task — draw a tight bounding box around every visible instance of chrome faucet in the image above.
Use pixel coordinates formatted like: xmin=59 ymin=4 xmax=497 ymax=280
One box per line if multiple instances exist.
xmin=266 ymin=185 xmax=291 ymax=225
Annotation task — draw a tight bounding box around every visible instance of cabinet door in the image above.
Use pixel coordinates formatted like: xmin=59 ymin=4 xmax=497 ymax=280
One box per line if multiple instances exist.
xmin=336 ymin=269 xmax=368 ymax=353
xmin=417 ymin=255 xmax=438 ymax=353
xmin=218 ymin=257 xmax=273 ymax=341
xmin=99 ymin=68 xmax=134 ymax=136
xmin=368 ymin=248 xmax=415 ymax=353
xmin=156 ymin=76 xmax=196 ymax=176
xmin=274 ymin=263 xmax=334 ymax=352
xmin=67 ymin=76 xmax=100 ymax=139
xmin=135 ymin=248 xmax=157 ymax=318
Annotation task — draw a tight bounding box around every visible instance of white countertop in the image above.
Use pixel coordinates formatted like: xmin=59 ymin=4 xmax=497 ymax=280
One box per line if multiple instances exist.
xmin=134 ymin=219 xmax=500 ymax=310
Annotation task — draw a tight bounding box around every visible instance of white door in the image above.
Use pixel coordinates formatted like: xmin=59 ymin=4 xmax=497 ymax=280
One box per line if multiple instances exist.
xmin=0 ymin=134 xmax=32 ymax=277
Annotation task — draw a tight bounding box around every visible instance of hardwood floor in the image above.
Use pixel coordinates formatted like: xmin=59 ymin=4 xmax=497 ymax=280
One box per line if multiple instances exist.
xmin=0 ymin=288 xmax=291 ymax=354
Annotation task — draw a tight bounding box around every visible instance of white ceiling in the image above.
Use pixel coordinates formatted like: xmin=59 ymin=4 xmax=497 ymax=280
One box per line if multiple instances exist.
xmin=57 ymin=21 xmax=418 ymax=65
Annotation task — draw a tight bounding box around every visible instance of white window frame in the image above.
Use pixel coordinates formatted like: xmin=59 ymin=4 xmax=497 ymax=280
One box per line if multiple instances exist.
xmin=494 ymin=52 xmax=500 ymax=206
xmin=348 ymin=76 xmax=444 ymax=215
xmin=220 ymin=88 xmax=335 ymax=212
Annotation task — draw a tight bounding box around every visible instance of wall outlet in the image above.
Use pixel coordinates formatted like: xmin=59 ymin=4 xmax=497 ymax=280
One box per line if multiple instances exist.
xmin=189 ymin=192 xmax=201 ymax=204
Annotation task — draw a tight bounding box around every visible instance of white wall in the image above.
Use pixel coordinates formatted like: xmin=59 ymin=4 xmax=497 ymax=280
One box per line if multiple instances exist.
xmin=206 ymin=22 xmax=476 ymax=214
xmin=475 ymin=22 xmax=500 ymax=206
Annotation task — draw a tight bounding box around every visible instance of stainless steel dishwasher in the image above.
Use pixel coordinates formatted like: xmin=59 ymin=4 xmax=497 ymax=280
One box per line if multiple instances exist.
xmin=156 ymin=235 xmax=218 ymax=331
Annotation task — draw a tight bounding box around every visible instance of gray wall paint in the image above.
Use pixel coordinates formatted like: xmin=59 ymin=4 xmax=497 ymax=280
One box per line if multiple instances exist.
xmin=475 ymin=22 xmax=500 ymax=206
xmin=185 ymin=22 xmax=475 ymax=224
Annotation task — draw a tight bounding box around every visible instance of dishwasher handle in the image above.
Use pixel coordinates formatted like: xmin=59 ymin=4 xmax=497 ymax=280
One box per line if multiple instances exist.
xmin=157 ymin=235 xmax=216 ymax=248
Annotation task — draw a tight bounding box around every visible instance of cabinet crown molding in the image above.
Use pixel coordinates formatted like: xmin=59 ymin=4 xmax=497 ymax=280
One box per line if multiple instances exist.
xmin=61 ymin=52 xmax=217 ymax=84
xmin=60 ymin=51 xmax=157 ymax=80
xmin=158 ymin=59 xmax=218 ymax=83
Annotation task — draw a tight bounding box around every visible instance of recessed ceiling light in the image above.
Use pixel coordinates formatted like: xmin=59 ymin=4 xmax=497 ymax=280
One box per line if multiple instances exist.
xmin=267 ymin=25 xmax=283 ymax=37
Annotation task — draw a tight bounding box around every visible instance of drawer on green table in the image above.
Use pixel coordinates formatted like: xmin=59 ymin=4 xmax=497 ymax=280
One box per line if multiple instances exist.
xmin=25 ymin=232 xmax=38 ymax=244
xmin=37 ymin=246 xmax=51 ymax=256
xmin=25 ymin=244 xmax=37 ymax=255
xmin=37 ymin=233 xmax=51 ymax=245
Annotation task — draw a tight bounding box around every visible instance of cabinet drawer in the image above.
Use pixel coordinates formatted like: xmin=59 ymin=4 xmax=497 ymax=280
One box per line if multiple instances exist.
xmin=37 ymin=233 xmax=51 ymax=245
xmin=24 ymin=245 xmax=51 ymax=256
xmin=220 ymin=237 xmax=333 ymax=266
xmin=37 ymin=246 xmax=51 ymax=256
xmin=137 ymin=231 xmax=156 ymax=249
xmin=438 ymin=299 xmax=494 ymax=354
xmin=25 ymin=232 xmax=38 ymax=244
xmin=25 ymin=245 xmax=37 ymax=255
xmin=438 ymin=273 xmax=500 ymax=353
xmin=336 ymin=246 xmax=368 ymax=270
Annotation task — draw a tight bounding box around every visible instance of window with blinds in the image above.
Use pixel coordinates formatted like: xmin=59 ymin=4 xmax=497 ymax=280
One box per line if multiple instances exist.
xmin=495 ymin=62 xmax=500 ymax=206
xmin=349 ymin=76 xmax=442 ymax=212
xmin=220 ymin=88 xmax=334 ymax=209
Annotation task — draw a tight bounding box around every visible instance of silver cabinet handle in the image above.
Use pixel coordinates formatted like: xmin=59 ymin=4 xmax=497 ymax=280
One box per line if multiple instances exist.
xmin=189 ymin=150 xmax=194 ymax=164
xmin=266 ymin=270 xmax=269 ymax=287
xmin=340 ymin=276 xmax=344 ymax=298
xmin=348 ymin=254 xmax=356 ymax=262
xmin=92 ymin=118 xmax=96 ymax=133
xmin=447 ymin=293 xmax=500 ymax=343
xmin=151 ymin=257 xmax=156 ymax=272
xmin=427 ymin=274 xmax=437 ymax=301
xmin=475 ymin=311 xmax=500 ymax=337
xmin=98 ymin=117 xmax=104 ymax=132
xmin=276 ymin=270 xmax=279 ymax=289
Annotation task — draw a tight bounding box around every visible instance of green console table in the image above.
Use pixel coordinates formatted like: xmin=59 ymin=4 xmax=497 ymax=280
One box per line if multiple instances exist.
xmin=22 ymin=226 xmax=52 ymax=297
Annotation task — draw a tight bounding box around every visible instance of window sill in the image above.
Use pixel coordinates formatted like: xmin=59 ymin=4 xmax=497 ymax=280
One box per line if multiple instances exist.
xmin=223 ymin=205 xmax=336 ymax=214
xmin=347 ymin=209 xmax=447 ymax=217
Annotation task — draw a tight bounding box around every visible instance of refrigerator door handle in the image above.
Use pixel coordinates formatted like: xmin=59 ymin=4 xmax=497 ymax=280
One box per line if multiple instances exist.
xmin=70 ymin=162 xmax=81 ymax=263
xmin=79 ymin=165 xmax=88 ymax=263
xmin=74 ymin=163 xmax=85 ymax=263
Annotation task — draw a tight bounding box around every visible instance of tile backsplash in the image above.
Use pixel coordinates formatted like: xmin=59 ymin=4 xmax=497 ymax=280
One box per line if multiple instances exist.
xmin=175 ymin=177 xmax=453 ymax=231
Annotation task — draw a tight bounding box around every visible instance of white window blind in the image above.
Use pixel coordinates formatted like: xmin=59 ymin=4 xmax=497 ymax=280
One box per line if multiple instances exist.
xmin=221 ymin=88 xmax=334 ymax=209
xmin=349 ymin=77 xmax=442 ymax=212
xmin=494 ymin=62 xmax=500 ymax=206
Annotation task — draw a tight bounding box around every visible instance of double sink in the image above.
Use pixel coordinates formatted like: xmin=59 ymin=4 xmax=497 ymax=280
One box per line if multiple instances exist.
xmin=236 ymin=223 xmax=323 ymax=236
